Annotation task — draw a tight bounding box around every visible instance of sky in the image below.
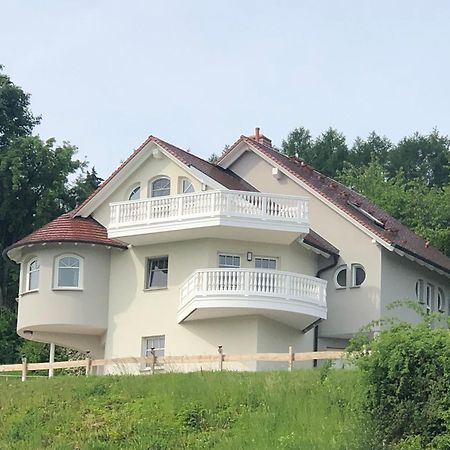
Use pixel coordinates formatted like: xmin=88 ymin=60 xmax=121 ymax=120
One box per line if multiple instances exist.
xmin=2 ymin=1 xmax=450 ymax=178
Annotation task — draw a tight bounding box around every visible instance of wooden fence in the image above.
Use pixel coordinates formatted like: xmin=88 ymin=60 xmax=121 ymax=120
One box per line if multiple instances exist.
xmin=0 ymin=348 xmax=346 ymax=381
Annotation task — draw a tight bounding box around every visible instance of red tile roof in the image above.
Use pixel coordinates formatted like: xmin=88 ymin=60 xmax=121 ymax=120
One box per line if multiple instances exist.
xmin=219 ymin=136 xmax=450 ymax=275
xmin=74 ymin=135 xmax=254 ymax=215
xmin=304 ymin=230 xmax=339 ymax=256
xmin=6 ymin=213 xmax=127 ymax=253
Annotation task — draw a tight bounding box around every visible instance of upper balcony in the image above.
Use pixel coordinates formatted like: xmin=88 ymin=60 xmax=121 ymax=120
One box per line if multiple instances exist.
xmin=178 ymin=268 xmax=327 ymax=330
xmin=108 ymin=190 xmax=309 ymax=245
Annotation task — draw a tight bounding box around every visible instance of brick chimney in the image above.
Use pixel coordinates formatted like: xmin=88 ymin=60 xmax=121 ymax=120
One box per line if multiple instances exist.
xmin=251 ymin=127 xmax=272 ymax=147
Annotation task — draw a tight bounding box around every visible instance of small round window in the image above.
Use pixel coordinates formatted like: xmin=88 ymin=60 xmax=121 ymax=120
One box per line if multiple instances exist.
xmin=352 ymin=264 xmax=366 ymax=287
xmin=335 ymin=266 xmax=347 ymax=288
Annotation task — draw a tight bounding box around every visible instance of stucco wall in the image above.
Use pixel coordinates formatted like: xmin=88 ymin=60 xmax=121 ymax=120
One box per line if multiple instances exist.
xmin=380 ymin=249 xmax=450 ymax=324
xmin=93 ymin=151 xmax=203 ymax=226
xmin=17 ymin=243 xmax=113 ymax=356
xmin=229 ymin=150 xmax=382 ymax=337
xmin=104 ymin=236 xmax=319 ymax=371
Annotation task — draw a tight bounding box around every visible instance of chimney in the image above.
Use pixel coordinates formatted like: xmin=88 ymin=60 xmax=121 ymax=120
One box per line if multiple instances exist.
xmin=252 ymin=127 xmax=272 ymax=147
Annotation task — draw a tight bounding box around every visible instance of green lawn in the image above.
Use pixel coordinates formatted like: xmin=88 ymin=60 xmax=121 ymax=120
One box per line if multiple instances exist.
xmin=0 ymin=369 xmax=371 ymax=450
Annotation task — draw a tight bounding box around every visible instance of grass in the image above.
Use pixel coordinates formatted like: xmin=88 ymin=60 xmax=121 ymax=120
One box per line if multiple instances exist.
xmin=0 ymin=369 xmax=371 ymax=450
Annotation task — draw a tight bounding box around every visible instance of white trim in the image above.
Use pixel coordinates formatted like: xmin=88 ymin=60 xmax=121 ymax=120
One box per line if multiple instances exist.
xmin=393 ymin=248 xmax=449 ymax=278
xmin=334 ymin=265 xmax=348 ymax=289
xmin=350 ymin=263 xmax=366 ymax=288
xmin=25 ymin=257 xmax=40 ymax=293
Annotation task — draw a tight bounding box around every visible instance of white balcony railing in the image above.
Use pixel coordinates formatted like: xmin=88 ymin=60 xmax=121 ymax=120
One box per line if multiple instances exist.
xmin=180 ymin=268 xmax=327 ymax=310
xmin=109 ymin=190 xmax=308 ymax=228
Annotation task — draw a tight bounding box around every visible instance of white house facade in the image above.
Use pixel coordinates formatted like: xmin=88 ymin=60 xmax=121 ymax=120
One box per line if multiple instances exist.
xmin=5 ymin=129 xmax=450 ymax=372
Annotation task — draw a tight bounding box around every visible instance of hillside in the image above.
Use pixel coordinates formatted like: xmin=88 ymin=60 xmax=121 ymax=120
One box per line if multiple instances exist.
xmin=0 ymin=370 xmax=370 ymax=450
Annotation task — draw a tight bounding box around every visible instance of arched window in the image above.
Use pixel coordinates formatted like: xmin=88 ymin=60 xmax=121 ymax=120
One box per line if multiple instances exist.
xmin=415 ymin=279 xmax=424 ymax=303
xmin=151 ymin=177 xmax=171 ymax=197
xmin=437 ymin=288 xmax=445 ymax=312
xmin=426 ymin=283 xmax=434 ymax=314
xmin=334 ymin=266 xmax=347 ymax=289
xmin=181 ymin=178 xmax=194 ymax=194
xmin=128 ymin=185 xmax=141 ymax=201
xmin=351 ymin=264 xmax=366 ymax=287
xmin=55 ymin=255 xmax=83 ymax=289
xmin=27 ymin=258 xmax=40 ymax=291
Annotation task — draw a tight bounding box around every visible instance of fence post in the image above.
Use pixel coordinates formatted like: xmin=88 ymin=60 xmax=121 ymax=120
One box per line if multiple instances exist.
xmin=288 ymin=346 xmax=294 ymax=372
xmin=218 ymin=345 xmax=224 ymax=371
xmin=151 ymin=348 xmax=156 ymax=375
xmin=85 ymin=355 xmax=92 ymax=377
xmin=49 ymin=343 xmax=55 ymax=378
xmin=21 ymin=357 xmax=28 ymax=382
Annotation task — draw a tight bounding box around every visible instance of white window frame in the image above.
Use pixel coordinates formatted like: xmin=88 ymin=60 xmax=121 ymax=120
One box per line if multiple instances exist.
xmin=142 ymin=335 xmax=165 ymax=370
xmin=416 ymin=279 xmax=424 ymax=303
xmin=218 ymin=253 xmax=241 ymax=268
xmin=437 ymin=288 xmax=445 ymax=313
xmin=350 ymin=263 xmax=366 ymax=288
xmin=150 ymin=177 xmax=171 ymax=197
xmin=334 ymin=265 xmax=348 ymax=289
xmin=180 ymin=177 xmax=195 ymax=194
xmin=26 ymin=257 xmax=40 ymax=293
xmin=254 ymin=256 xmax=278 ymax=270
xmin=128 ymin=184 xmax=141 ymax=201
xmin=426 ymin=283 xmax=434 ymax=314
xmin=53 ymin=254 xmax=83 ymax=290
xmin=145 ymin=256 xmax=169 ymax=290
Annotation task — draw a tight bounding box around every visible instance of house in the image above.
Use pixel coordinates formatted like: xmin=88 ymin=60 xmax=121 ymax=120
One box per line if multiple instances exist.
xmin=5 ymin=129 xmax=450 ymax=372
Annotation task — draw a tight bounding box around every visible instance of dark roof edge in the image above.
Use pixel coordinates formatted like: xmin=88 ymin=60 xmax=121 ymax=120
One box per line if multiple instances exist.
xmin=392 ymin=244 xmax=450 ymax=275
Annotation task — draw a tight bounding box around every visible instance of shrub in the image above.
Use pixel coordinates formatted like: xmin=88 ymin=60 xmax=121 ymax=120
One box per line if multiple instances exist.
xmin=350 ymin=309 xmax=450 ymax=448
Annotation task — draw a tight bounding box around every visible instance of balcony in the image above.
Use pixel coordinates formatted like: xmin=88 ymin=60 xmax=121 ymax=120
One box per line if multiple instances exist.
xmin=178 ymin=268 xmax=327 ymax=329
xmin=108 ymin=190 xmax=309 ymax=245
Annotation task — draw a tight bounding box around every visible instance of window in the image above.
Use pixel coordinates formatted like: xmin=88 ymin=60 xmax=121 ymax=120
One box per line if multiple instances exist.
xmin=334 ymin=266 xmax=347 ymax=289
xmin=218 ymin=254 xmax=241 ymax=268
xmin=143 ymin=335 xmax=165 ymax=369
xmin=351 ymin=264 xmax=366 ymax=287
xmin=128 ymin=185 xmax=141 ymax=201
xmin=146 ymin=256 xmax=169 ymax=289
xmin=27 ymin=258 xmax=40 ymax=291
xmin=181 ymin=178 xmax=194 ymax=194
xmin=437 ymin=288 xmax=445 ymax=313
xmin=255 ymin=257 xmax=277 ymax=270
xmin=151 ymin=177 xmax=171 ymax=197
xmin=426 ymin=283 xmax=434 ymax=314
xmin=55 ymin=255 xmax=82 ymax=289
xmin=416 ymin=279 xmax=424 ymax=303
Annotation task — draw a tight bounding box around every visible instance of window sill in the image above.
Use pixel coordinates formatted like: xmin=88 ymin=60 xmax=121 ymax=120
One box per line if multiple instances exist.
xmin=144 ymin=287 xmax=168 ymax=292
xmin=349 ymin=285 xmax=361 ymax=289
xmin=335 ymin=286 xmax=347 ymax=290
xmin=53 ymin=287 xmax=83 ymax=292
xmin=21 ymin=289 xmax=39 ymax=296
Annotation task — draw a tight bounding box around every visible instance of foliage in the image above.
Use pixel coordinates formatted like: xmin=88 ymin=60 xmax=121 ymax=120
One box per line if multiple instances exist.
xmin=0 ymin=370 xmax=372 ymax=449
xmin=349 ymin=309 xmax=450 ymax=449
xmin=282 ymin=127 xmax=349 ymax=177
xmin=337 ymin=161 xmax=450 ymax=256
xmin=0 ymin=306 xmax=21 ymax=363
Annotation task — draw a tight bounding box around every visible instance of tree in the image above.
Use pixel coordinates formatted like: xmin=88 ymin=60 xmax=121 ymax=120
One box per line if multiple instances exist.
xmin=337 ymin=161 xmax=450 ymax=256
xmin=281 ymin=127 xmax=349 ymax=177
xmin=0 ymin=65 xmax=40 ymax=147
xmin=70 ymin=167 xmax=103 ymax=208
xmin=387 ymin=130 xmax=450 ymax=186
xmin=281 ymin=127 xmax=312 ymax=158
xmin=349 ymin=132 xmax=391 ymax=168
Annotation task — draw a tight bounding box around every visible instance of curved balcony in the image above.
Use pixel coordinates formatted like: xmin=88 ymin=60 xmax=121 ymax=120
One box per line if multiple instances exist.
xmin=108 ymin=190 xmax=309 ymax=245
xmin=178 ymin=268 xmax=327 ymax=330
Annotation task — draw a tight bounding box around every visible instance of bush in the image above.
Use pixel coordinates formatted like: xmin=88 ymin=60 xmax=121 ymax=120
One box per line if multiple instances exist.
xmin=350 ymin=312 xmax=450 ymax=448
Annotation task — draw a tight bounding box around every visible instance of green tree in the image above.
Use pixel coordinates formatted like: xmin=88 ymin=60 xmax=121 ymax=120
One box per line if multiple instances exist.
xmin=281 ymin=127 xmax=312 ymax=158
xmin=0 ymin=65 xmax=40 ymax=147
xmin=338 ymin=161 xmax=450 ymax=256
xmin=349 ymin=132 xmax=391 ymax=168
xmin=70 ymin=167 xmax=103 ymax=208
xmin=388 ymin=130 xmax=450 ymax=186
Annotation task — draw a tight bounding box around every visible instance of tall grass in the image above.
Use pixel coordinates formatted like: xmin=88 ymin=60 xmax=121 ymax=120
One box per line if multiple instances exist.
xmin=0 ymin=369 xmax=371 ymax=449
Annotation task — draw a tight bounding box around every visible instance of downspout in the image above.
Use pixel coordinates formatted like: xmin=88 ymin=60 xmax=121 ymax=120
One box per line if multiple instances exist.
xmin=313 ymin=253 xmax=339 ymax=367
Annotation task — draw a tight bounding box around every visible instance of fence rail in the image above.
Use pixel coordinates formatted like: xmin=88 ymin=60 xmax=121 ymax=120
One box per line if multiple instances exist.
xmin=0 ymin=350 xmax=346 ymax=381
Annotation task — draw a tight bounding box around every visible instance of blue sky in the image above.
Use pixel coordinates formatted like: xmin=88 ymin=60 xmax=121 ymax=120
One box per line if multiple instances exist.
xmin=2 ymin=1 xmax=450 ymax=178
